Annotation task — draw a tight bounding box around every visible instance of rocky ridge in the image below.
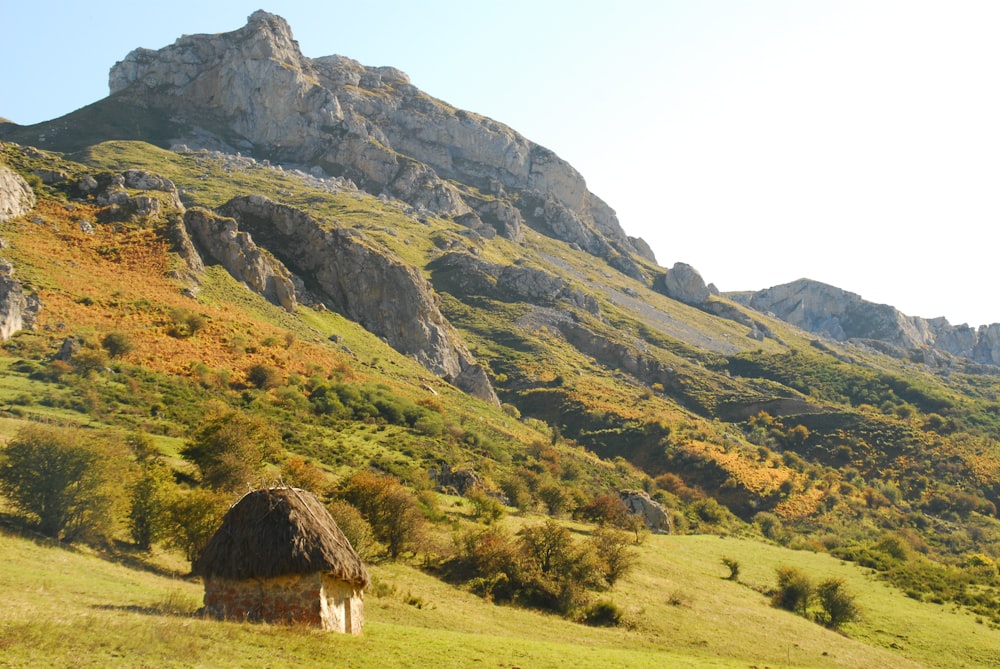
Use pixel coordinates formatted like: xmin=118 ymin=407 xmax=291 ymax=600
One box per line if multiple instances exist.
xmin=730 ymin=278 xmax=1000 ymax=367
xmin=215 ymin=195 xmax=498 ymax=404
xmin=106 ymin=11 xmax=653 ymax=278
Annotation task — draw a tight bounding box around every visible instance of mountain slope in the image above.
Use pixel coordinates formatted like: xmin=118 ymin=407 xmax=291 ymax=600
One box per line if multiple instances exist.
xmin=2 ymin=11 xmax=653 ymax=282
xmin=0 ymin=10 xmax=1000 ymax=663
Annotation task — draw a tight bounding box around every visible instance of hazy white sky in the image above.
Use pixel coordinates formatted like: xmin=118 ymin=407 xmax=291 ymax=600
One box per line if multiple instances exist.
xmin=2 ymin=1 xmax=997 ymax=326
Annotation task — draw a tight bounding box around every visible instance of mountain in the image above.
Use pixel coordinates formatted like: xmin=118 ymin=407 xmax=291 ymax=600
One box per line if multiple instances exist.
xmin=2 ymin=11 xmax=1000 ymax=662
xmin=5 ymin=11 xmax=653 ymax=279
xmin=729 ymin=278 xmax=1000 ymax=368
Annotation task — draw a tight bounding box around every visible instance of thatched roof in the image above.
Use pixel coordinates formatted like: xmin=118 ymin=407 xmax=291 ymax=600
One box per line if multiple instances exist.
xmin=193 ymin=487 xmax=370 ymax=587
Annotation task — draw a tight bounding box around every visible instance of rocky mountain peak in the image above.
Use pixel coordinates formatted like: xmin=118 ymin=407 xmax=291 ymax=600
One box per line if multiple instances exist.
xmin=105 ymin=12 xmax=654 ymax=276
xmin=731 ymin=278 xmax=1000 ymax=368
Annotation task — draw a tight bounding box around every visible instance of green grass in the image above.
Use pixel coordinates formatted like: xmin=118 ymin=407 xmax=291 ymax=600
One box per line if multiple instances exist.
xmin=3 ymin=524 xmax=998 ymax=668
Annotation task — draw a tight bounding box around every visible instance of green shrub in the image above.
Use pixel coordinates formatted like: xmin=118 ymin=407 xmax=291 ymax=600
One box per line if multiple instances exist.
xmin=128 ymin=463 xmax=174 ymax=550
xmin=773 ymin=565 xmax=813 ymax=616
xmin=0 ymin=424 xmax=134 ymax=542
xmin=181 ymin=410 xmax=281 ymax=491
xmin=327 ymin=499 xmax=379 ymax=561
xmin=166 ymin=307 xmax=207 ymax=338
xmin=163 ymin=488 xmax=228 ymax=563
xmin=582 ymin=600 xmax=625 ymax=627
xmin=721 ymin=556 xmax=741 ymax=581
xmin=246 ymin=363 xmax=282 ymax=390
xmin=815 ymin=578 xmax=861 ymax=628
xmin=467 ymin=487 xmax=506 ymax=524
xmin=339 ymin=471 xmax=425 ymax=559
xmin=588 ymin=527 xmax=638 ymax=586
xmin=100 ymin=332 xmax=134 ymax=358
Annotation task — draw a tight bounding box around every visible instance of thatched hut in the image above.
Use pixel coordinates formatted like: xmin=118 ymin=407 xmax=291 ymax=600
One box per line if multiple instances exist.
xmin=193 ymin=487 xmax=369 ymax=633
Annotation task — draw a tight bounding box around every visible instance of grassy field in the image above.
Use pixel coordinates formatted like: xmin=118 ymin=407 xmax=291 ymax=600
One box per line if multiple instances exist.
xmin=2 ymin=523 xmax=998 ymax=668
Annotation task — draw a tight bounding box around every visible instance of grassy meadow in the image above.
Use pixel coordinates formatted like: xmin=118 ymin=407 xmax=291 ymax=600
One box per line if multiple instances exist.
xmin=2 ymin=520 xmax=998 ymax=668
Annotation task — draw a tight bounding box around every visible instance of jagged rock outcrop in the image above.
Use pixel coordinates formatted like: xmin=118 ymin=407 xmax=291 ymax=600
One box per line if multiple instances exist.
xmin=167 ymin=213 xmax=205 ymax=287
xmin=106 ymin=11 xmax=651 ymax=273
xmin=0 ymin=260 xmax=39 ymax=340
xmin=0 ymin=166 xmax=35 ymax=222
xmin=216 ymin=195 xmax=498 ymax=404
xmin=619 ymin=490 xmax=672 ymax=533
xmin=183 ymin=207 xmax=296 ymax=312
xmin=428 ymin=251 xmax=599 ymax=315
xmin=731 ymin=279 xmax=936 ymax=348
xmin=75 ymin=169 xmax=184 ymax=222
xmin=732 ymin=278 xmax=1000 ymax=367
xmin=654 ymin=262 xmax=714 ymax=306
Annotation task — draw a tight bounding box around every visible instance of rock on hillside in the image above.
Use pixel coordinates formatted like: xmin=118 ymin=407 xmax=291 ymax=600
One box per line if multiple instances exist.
xmin=731 ymin=278 xmax=1000 ymax=367
xmin=0 ymin=165 xmax=35 ymax=222
xmin=216 ymin=195 xmax=498 ymax=405
xmin=654 ymin=262 xmax=715 ymax=306
xmin=183 ymin=207 xmax=297 ymax=313
xmin=106 ymin=11 xmax=653 ymax=277
xmin=0 ymin=260 xmax=38 ymax=341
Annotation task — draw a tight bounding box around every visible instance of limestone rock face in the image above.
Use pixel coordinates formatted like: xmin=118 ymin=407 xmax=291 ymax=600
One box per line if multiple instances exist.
xmin=656 ymin=262 xmax=713 ymax=306
xmin=973 ymin=324 xmax=1000 ymax=366
xmin=0 ymin=166 xmax=35 ymax=222
xmin=0 ymin=260 xmax=38 ymax=340
xmin=731 ymin=278 xmax=1000 ymax=367
xmin=183 ymin=207 xmax=297 ymax=312
xmin=619 ymin=490 xmax=671 ymax=533
xmin=216 ymin=195 xmax=498 ymax=405
xmin=428 ymin=251 xmax=600 ymax=315
xmin=107 ymin=11 xmax=650 ymax=271
xmin=731 ymin=279 xmax=935 ymax=348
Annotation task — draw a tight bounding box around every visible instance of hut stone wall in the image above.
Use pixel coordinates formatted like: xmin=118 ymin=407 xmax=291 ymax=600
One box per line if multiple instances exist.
xmin=203 ymin=573 xmax=364 ymax=633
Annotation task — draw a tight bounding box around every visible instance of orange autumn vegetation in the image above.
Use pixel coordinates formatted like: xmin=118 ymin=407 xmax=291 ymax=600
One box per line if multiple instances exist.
xmin=4 ymin=200 xmax=352 ymax=384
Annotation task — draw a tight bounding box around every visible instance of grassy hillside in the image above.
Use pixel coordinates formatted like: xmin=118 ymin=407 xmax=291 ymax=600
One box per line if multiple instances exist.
xmin=2 ymin=137 xmax=1000 ymax=666
xmin=4 ymin=522 xmax=998 ymax=668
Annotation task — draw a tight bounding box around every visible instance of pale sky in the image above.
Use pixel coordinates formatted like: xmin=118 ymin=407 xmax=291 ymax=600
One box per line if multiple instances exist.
xmin=2 ymin=1 xmax=997 ymax=326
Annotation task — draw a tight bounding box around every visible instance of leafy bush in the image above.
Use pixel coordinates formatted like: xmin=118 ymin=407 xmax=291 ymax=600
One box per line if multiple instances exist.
xmin=128 ymin=462 xmax=174 ymax=550
xmin=100 ymin=332 xmax=134 ymax=358
xmin=582 ymin=600 xmax=625 ymax=627
xmin=326 ymin=499 xmax=378 ymax=562
xmin=773 ymin=565 xmax=813 ymax=616
xmin=166 ymin=307 xmax=207 ymax=338
xmin=588 ymin=527 xmax=638 ymax=586
xmin=815 ymin=578 xmax=861 ymax=628
xmin=721 ymin=556 xmax=741 ymax=581
xmin=181 ymin=409 xmax=281 ymax=491
xmin=0 ymin=424 xmax=134 ymax=542
xmin=163 ymin=488 xmax=228 ymax=563
xmin=246 ymin=363 xmax=282 ymax=390
xmin=339 ymin=471 xmax=425 ymax=559
xmin=466 ymin=487 xmax=506 ymax=524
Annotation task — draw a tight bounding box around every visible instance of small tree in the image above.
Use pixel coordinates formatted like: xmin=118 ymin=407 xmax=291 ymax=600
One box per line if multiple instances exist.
xmin=164 ymin=488 xmax=228 ymax=563
xmin=773 ymin=565 xmax=814 ymax=616
xmin=246 ymin=363 xmax=282 ymax=390
xmin=588 ymin=526 xmax=638 ymax=586
xmin=340 ymin=471 xmax=425 ymax=559
xmin=816 ymin=578 xmax=861 ymax=629
xmin=577 ymin=493 xmax=629 ymax=526
xmin=326 ymin=499 xmax=378 ymax=562
xmin=517 ymin=520 xmax=603 ymax=613
xmin=467 ymin=487 xmax=506 ymax=524
xmin=0 ymin=424 xmax=133 ymax=542
xmin=181 ymin=410 xmax=281 ymax=491
xmin=129 ymin=463 xmax=174 ymax=550
xmin=280 ymin=456 xmax=331 ymax=495
xmin=101 ymin=332 xmax=134 ymax=358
